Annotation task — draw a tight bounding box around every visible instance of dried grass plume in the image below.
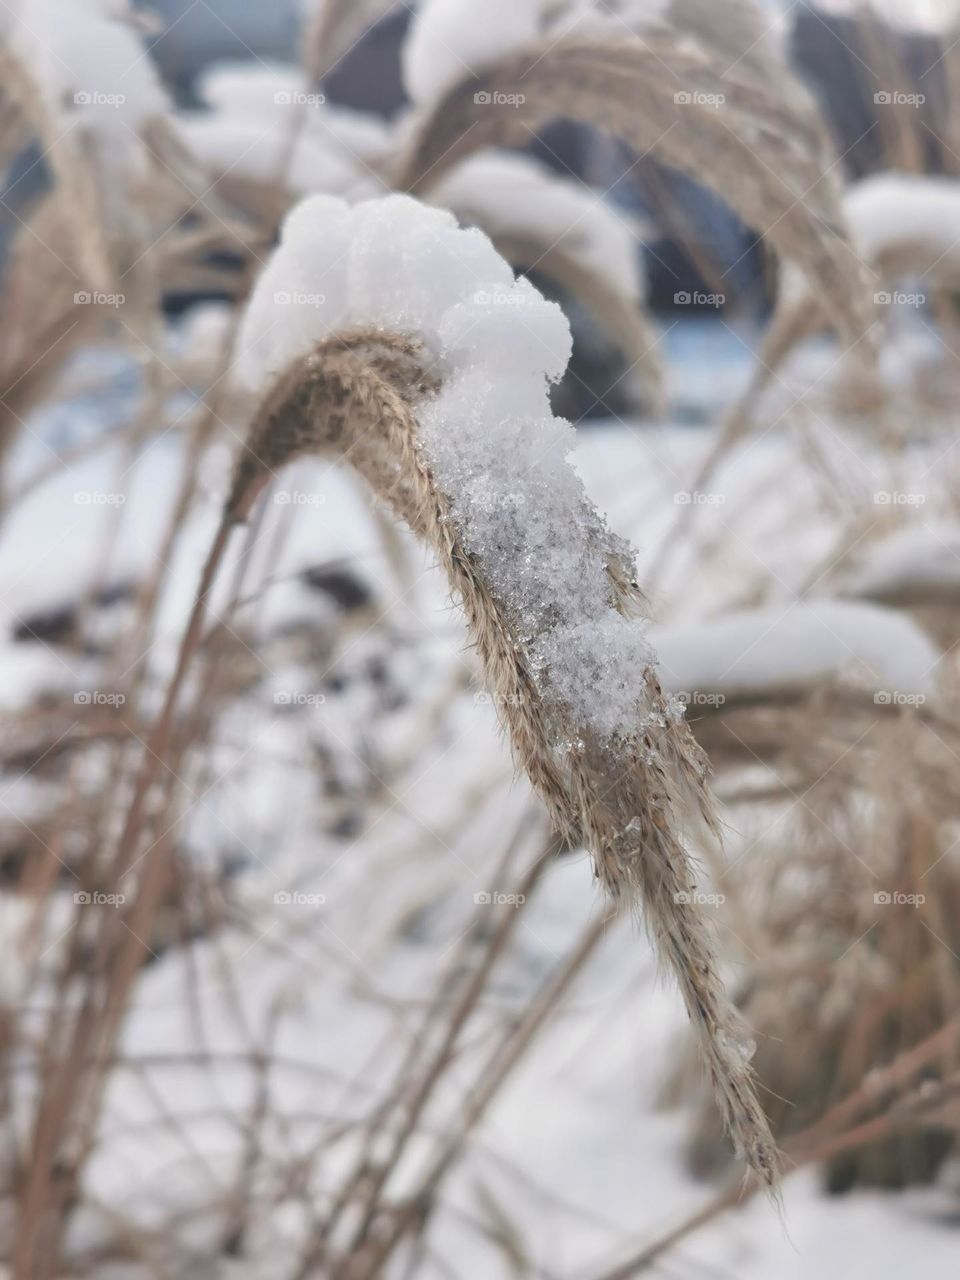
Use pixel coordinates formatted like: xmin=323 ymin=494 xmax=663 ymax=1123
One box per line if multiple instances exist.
xmin=226 ymin=327 xmax=779 ymax=1187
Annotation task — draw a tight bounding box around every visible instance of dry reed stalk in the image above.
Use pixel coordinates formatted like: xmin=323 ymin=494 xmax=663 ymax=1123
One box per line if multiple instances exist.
xmin=300 ymin=829 xmax=558 ymax=1272
xmin=157 ymin=217 xmax=272 ymax=299
xmin=336 ymin=899 xmax=624 ymax=1279
xmin=12 ymin=295 xmax=289 ymax=1274
xmin=0 ymin=47 xmax=114 ymax=294
xmin=942 ymin=19 xmax=960 ymax=174
xmin=107 ymin=303 xmax=244 ymax=696
xmin=666 ymin=0 xmax=781 ymax=61
xmin=0 ymin=45 xmax=36 ymax=166
xmin=593 ymin=1014 xmax=960 ymax=1279
xmin=226 ymin=330 xmax=778 ymax=1190
xmin=394 ymin=33 xmax=874 ymax=356
xmin=647 ymin=311 xmax=881 ymax=594
xmin=0 ymin=196 xmax=110 ymax=491
xmin=634 ymin=161 xmax=730 ymax=303
xmin=51 ymin=488 xmax=268 ymax=1208
xmin=0 ymin=36 xmax=213 ymax=497
xmin=724 ymin=227 xmax=960 ymax=450
xmin=674 ymin=701 xmax=960 ymax=1192
xmin=11 ymin=496 xmax=240 ymax=1278
xmin=856 ymin=6 xmax=925 ymax=173
xmin=0 ymin=41 xmax=166 ymax=500
xmin=303 ymin=0 xmax=403 ymax=84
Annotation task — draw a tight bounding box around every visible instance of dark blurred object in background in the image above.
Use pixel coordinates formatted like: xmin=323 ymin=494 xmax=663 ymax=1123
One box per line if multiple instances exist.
xmin=791 ymin=4 xmax=951 ymax=177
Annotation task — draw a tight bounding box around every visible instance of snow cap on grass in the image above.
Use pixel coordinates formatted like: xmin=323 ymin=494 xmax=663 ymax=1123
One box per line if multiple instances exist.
xmin=237 ymin=193 xmax=512 ymax=390
xmin=180 ymin=117 xmax=378 ymax=201
xmin=836 ymin=522 xmax=960 ymax=606
xmin=237 ymin=190 xmax=660 ymax=740
xmin=652 ymin=599 xmax=941 ymax=703
xmin=195 ymin=59 xmax=390 ymax=163
xmin=198 ymin=59 xmax=303 ymax=116
xmin=813 ymin=0 xmax=958 ymax=33
xmin=3 ymin=0 xmax=168 ymax=131
xmin=730 ymin=170 xmax=960 ymax=426
xmin=843 ymin=171 xmax=960 ymax=263
xmin=402 ymin=0 xmax=542 ymax=105
xmin=181 ymin=60 xmax=388 ymax=208
xmin=432 ymin=150 xmax=648 ymax=301
xmin=547 ymin=0 xmax=670 ymax=38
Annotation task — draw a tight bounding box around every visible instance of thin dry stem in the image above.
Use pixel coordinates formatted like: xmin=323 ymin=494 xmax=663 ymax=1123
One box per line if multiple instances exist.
xmin=303 ymin=0 xmax=402 ymax=84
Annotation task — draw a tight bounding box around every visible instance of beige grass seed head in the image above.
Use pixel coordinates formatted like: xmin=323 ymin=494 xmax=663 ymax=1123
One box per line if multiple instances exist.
xmin=227 ymin=330 xmax=779 ymax=1187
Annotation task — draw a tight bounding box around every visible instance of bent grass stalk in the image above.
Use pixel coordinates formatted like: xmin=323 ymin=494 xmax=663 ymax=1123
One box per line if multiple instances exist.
xmin=229 ymin=330 xmax=779 ymax=1188
xmin=339 ymin=899 xmax=625 ymax=1279
xmin=300 ymin=829 xmax=559 ymax=1274
xmin=15 ymin=323 xmax=776 ymax=1275
xmin=302 ymin=0 xmax=402 ymax=84
xmin=395 ymin=33 xmax=875 ymax=357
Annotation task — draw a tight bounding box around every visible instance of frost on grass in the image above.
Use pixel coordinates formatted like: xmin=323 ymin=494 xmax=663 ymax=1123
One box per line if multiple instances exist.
xmin=424 ymin=285 xmax=663 ymax=742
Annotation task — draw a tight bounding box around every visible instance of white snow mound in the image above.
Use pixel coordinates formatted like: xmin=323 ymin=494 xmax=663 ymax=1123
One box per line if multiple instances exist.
xmin=402 ymin=0 xmax=542 ymax=106
xmin=844 ymin=171 xmax=960 ymax=263
xmin=3 ymin=0 xmax=168 ymax=130
xmin=653 ymin=600 xmax=940 ymax=701
xmin=433 ymin=151 xmax=647 ymax=300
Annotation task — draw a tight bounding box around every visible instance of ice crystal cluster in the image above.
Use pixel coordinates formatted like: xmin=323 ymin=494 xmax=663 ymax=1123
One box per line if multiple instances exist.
xmin=240 ymin=193 xmax=665 ymax=742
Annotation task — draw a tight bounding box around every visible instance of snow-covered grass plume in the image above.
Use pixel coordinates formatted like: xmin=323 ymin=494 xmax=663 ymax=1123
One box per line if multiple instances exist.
xmin=234 ymin=191 xmax=779 ymax=1186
